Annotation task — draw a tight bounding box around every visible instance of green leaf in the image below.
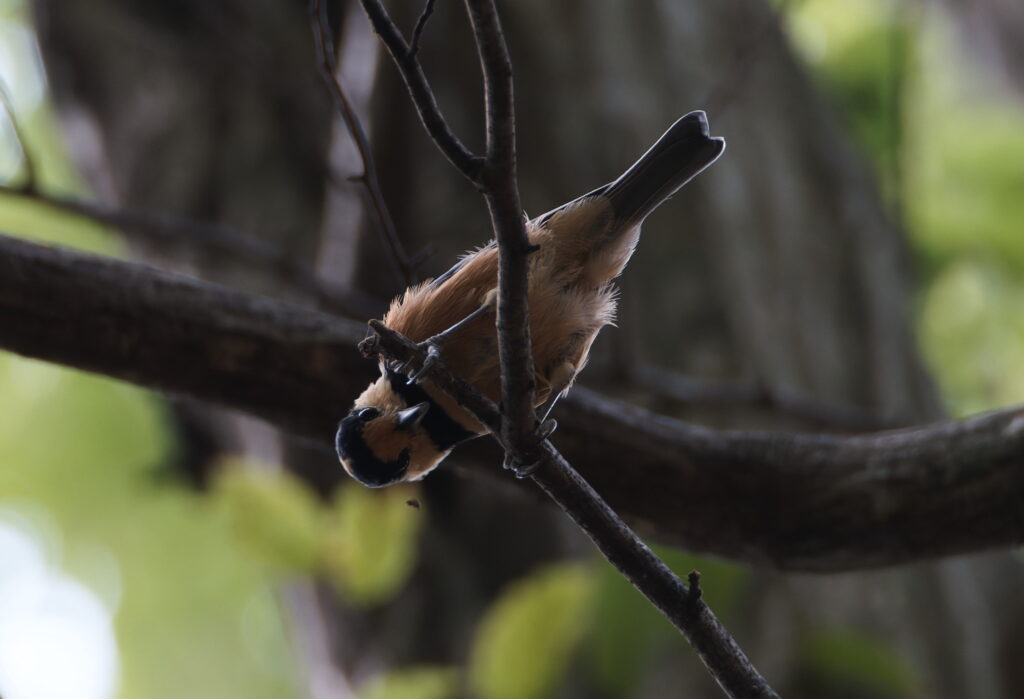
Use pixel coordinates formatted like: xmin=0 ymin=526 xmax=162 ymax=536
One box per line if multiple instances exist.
xmin=211 ymin=463 xmax=324 ymax=572
xmin=324 ymin=482 xmax=423 ymax=607
xmin=469 ymin=562 xmax=594 ymax=699
xmin=358 ymin=665 xmax=460 ymax=699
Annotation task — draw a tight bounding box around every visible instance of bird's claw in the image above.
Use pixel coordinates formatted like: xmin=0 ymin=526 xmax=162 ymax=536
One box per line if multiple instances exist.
xmin=503 ymin=453 xmax=541 ymax=479
xmin=537 ymin=418 xmax=557 ymax=439
xmin=407 ymin=342 xmax=442 ymax=385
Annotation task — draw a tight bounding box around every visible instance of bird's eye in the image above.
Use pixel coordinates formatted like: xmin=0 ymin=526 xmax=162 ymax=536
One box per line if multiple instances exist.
xmin=356 ymin=407 xmax=380 ymax=421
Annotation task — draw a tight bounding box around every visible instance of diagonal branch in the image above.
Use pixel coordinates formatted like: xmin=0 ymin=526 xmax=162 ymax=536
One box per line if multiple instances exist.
xmin=360 ymin=321 xmax=778 ymax=699
xmin=357 ymin=0 xmax=485 ymax=186
xmin=0 ymin=84 xmax=380 ymax=320
xmin=3 ymin=232 xmax=1024 ymax=573
xmin=408 ymin=0 xmax=437 ymax=59
xmin=310 ymin=0 xmax=423 ymax=288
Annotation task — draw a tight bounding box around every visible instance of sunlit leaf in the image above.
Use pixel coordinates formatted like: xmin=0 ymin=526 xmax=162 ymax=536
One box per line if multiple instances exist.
xmin=469 ymin=562 xmax=593 ymax=699
xmin=324 ymin=482 xmax=422 ymax=607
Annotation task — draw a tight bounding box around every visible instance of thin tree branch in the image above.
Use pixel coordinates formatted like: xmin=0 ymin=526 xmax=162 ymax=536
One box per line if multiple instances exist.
xmin=0 ymin=184 xmax=381 ymax=319
xmin=462 ymin=0 xmax=539 ymax=466
xmin=408 ymin=0 xmax=437 ymax=59
xmin=3 ymin=232 xmax=1024 ymax=572
xmin=360 ymin=321 xmax=778 ymax=699
xmin=310 ymin=0 xmax=422 ymax=288
xmin=0 ymin=89 xmax=381 ymax=320
xmin=357 ymin=0 xmax=485 ymax=186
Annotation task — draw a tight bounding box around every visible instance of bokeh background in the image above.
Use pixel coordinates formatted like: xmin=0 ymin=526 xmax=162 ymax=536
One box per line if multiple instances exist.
xmin=1 ymin=0 xmax=1023 ymax=697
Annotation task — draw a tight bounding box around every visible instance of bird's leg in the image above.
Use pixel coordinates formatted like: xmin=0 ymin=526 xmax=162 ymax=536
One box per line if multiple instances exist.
xmin=503 ymin=405 xmax=558 ymax=478
xmin=406 ymin=289 xmax=496 ymax=385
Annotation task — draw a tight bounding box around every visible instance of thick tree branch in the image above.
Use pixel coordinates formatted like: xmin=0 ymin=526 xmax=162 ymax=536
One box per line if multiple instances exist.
xmin=0 ymin=232 xmax=370 ymax=438
xmin=4 ymin=233 xmax=1024 ymax=573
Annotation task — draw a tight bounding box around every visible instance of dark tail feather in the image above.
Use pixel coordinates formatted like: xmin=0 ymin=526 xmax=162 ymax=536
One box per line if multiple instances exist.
xmin=602 ymin=111 xmax=725 ymax=224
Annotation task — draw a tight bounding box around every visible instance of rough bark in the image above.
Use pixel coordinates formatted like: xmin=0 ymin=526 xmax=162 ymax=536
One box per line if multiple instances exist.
xmin=5 ymin=232 xmax=1024 ymax=575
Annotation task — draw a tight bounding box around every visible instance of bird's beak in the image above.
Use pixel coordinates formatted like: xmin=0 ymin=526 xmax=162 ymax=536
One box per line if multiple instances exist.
xmin=396 ymin=401 xmax=430 ymax=430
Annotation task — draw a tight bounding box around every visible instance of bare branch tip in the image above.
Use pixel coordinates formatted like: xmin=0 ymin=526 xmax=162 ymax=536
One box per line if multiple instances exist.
xmin=407 ymin=0 xmax=438 ymax=60
xmin=688 ymin=570 xmax=703 ymax=601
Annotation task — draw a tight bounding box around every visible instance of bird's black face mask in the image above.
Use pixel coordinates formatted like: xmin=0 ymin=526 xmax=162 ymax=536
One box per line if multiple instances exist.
xmin=335 ymin=410 xmax=410 ymax=488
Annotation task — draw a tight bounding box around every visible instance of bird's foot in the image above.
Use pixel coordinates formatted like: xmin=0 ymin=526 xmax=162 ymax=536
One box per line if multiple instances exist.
xmin=407 ymin=341 xmax=442 ymax=385
xmin=537 ymin=418 xmax=557 ymax=439
xmin=503 ymin=453 xmax=542 ymax=479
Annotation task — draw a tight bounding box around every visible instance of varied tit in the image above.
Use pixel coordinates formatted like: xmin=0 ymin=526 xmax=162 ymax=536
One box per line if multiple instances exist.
xmin=337 ymin=111 xmax=725 ymax=487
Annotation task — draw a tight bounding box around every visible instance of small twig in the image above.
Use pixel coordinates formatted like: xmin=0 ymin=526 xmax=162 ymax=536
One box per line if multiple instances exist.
xmin=311 ymin=0 xmax=420 ymax=288
xmin=632 ymin=364 xmax=903 ymax=432
xmin=0 ymin=80 xmax=36 ymax=192
xmin=408 ymin=0 xmax=437 ymax=59
xmin=357 ymin=0 xmax=485 ymax=187
xmin=688 ymin=571 xmax=703 ymax=601
xmin=363 ymin=320 xmax=779 ymax=699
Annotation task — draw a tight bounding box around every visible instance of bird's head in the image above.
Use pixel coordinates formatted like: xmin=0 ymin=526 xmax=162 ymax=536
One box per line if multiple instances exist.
xmin=336 ymin=371 xmax=477 ymax=487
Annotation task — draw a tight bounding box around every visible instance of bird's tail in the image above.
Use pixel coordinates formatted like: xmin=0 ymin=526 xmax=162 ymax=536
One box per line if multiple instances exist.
xmin=602 ymin=111 xmax=725 ymax=225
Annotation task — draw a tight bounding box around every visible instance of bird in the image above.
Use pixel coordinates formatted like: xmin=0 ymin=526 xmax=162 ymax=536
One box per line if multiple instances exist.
xmin=337 ymin=111 xmax=725 ymax=487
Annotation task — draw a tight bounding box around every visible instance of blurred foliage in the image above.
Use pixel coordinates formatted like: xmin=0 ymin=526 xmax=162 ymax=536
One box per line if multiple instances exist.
xmin=587 ymin=548 xmax=747 ymax=694
xmin=357 ymin=665 xmax=460 ymax=699
xmin=211 ymin=462 xmax=425 ymax=606
xmin=789 ymin=629 xmax=919 ymax=698
xmin=788 ymin=0 xmax=1024 ymax=416
xmin=787 ymin=0 xmax=911 ymax=206
xmin=324 ymin=482 xmax=423 ymax=606
xmin=0 ymin=8 xmax=303 ymax=691
xmin=0 ymin=355 xmax=301 ymax=699
xmin=920 ymin=260 xmax=1024 ymax=414
xmin=212 ymin=464 xmax=324 ymax=573
xmin=469 ymin=562 xmax=594 ymax=699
